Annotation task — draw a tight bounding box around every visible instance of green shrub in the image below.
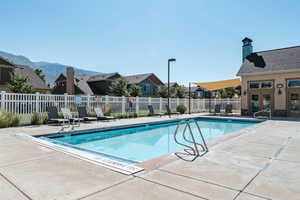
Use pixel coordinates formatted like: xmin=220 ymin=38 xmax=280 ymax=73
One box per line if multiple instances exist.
xmin=40 ymin=114 xmax=49 ymax=124
xmin=104 ymin=111 xmax=112 ymax=116
xmin=58 ymin=112 xmax=64 ymax=118
xmin=176 ymin=104 xmax=187 ymax=114
xmin=88 ymin=112 xmax=97 ymax=117
xmin=31 ymin=113 xmax=42 ymax=125
xmin=0 ymin=111 xmax=20 ymax=128
xmin=11 ymin=115 xmax=20 ymax=127
xmin=0 ymin=111 xmax=12 ymax=128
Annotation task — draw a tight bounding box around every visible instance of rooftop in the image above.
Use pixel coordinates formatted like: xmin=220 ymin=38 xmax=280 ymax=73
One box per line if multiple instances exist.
xmin=237 ymin=45 xmax=300 ymax=76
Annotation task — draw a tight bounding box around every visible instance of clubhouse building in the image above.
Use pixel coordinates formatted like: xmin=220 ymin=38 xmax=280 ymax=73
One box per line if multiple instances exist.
xmin=237 ymin=38 xmax=300 ymax=117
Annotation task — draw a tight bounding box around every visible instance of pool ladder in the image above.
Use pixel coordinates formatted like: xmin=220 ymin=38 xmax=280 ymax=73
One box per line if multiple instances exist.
xmin=173 ymin=119 xmax=208 ymax=161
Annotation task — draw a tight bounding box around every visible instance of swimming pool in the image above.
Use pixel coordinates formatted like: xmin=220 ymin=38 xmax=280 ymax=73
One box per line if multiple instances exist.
xmin=40 ymin=118 xmax=258 ymax=165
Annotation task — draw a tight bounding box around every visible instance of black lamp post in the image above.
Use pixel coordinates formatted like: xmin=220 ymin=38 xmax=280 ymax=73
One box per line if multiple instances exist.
xmin=167 ymin=58 xmax=176 ymax=116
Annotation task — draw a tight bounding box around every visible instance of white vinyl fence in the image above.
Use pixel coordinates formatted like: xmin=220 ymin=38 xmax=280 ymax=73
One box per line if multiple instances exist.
xmin=0 ymin=91 xmax=241 ymax=115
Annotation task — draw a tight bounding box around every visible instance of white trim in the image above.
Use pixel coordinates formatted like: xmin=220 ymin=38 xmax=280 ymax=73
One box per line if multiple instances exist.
xmin=16 ymin=133 xmax=144 ymax=175
xmin=237 ymin=68 xmax=300 ymax=77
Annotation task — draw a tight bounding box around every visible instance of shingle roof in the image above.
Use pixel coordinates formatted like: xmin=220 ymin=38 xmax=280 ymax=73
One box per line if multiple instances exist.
xmin=164 ymin=82 xmax=179 ymax=87
xmin=15 ymin=65 xmax=50 ymax=90
xmin=237 ymin=46 xmax=300 ymax=76
xmin=87 ymin=72 xmax=119 ymax=82
xmin=75 ymin=75 xmax=94 ymax=95
xmin=196 ymin=78 xmax=241 ymax=91
xmin=124 ymin=73 xmax=153 ymax=84
xmin=124 ymin=73 xmax=163 ymax=85
xmin=0 ymin=56 xmax=16 ymax=67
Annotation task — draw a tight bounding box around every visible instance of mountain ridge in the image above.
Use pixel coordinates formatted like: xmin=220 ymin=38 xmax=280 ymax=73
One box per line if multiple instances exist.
xmin=0 ymin=51 xmax=101 ymax=85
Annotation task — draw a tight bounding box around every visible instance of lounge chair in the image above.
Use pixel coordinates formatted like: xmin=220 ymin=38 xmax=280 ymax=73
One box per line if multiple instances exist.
xmin=165 ymin=105 xmax=180 ymax=115
xmin=61 ymin=107 xmax=83 ymax=126
xmin=148 ymin=105 xmax=163 ymax=117
xmin=77 ymin=106 xmax=97 ymax=121
xmin=94 ymin=107 xmax=116 ymax=121
xmin=47 ymin=106 xmax=69 ymax=126
xmin=225 ymin=104 xmax=233 ymax=114
xmin=214 ymin=104 xmax=221 ymax=115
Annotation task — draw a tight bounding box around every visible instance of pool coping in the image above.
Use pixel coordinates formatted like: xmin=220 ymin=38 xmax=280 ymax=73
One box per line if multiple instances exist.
xmin=16 ymin=115 xmax=264 ymax=175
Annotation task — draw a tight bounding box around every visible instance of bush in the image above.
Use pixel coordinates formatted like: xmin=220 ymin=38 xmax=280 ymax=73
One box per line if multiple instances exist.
xmin=88 ymin=112 xmax=97 ymax=117
xmin=40 ymin=114 xmax=49 ymax=124
xmin=11 ymin=115 xmax=20 ymax=127
xmin=0 ymin=111 xmax=12 ymax=128
xmin=176 ymin=104 xmax=187 ymax=114
xmin=104 ymin=111 xmax=112 ymax=116
xmin=31 ymin=113 xmax=42 ymax=125
xmin=0 ymin=111 xmax=20 ymax=128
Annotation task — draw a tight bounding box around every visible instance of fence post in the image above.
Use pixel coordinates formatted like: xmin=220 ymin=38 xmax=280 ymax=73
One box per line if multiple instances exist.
xmin=148 ymin=97 xmax=151 ymax=105
xmin=159 ymin=97 xmax=162 ymax=113
xmin=190 ymin=98 xmax=193 ymax=113
xmin=177 ymin=98 xmax=179 ymax=107
xmin=1 ymin=91 xmax=6 ymax=110
xmin=136 ymin=96 xmax=139 ymax=114
xmin=87 ymin=95 xmax=91 ymax=108
xmin=64 ymin=93 xmax=68 ymax=108
xmin=35 ymin=92 xmax=40 ymax=113
xmin=105 ymin=95 xmax=109 ymax=104
xmin=121 ymin=96 xmax=126 ymax=114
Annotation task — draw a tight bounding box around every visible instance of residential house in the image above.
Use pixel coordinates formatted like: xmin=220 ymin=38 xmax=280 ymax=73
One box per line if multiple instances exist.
xmin=124 ymin=73 xmax=163 ymax=97
xmin=53 ymin=70 xmax=121 ymax=95
xmin=0 ymin=56 xmax=50 ymax=93
xmin=237 ymin=37 xmax=300 ymax=117
xmin=165 ymin=82 xmax=179 ymax=88
xmin=184 ymin=86 xmax=208 ymax=98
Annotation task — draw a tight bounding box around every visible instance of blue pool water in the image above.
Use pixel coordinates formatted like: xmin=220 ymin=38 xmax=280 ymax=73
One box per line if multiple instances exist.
xmin=46 ymin=119 xmax=257 ymax=163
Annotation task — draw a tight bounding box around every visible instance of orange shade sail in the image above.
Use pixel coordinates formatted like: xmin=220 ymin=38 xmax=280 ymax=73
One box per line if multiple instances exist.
xmin=195 ymin=78 xmax=241 ymax=91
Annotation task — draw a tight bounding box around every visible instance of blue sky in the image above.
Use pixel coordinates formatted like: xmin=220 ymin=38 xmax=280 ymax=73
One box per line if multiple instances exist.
xmin=1 ymin=0 xmax=300 ymax=85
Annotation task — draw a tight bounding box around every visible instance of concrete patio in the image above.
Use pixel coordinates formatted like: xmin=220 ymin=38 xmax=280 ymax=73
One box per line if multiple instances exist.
xmin=0 ymin=114 xmax=299 ymax=200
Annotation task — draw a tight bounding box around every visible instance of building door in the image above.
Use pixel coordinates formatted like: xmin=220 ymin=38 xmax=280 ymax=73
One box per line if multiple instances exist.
xmin=287 ymin=88 xmax=300 ymax=117
xmin=249 ymin=90 xmax=273 ymax=114
xmin=287 ymin=79 xmax=300 ymax=117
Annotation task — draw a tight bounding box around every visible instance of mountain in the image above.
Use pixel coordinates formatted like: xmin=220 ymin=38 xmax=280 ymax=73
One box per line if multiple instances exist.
xmin=34 ymin=62 xmax=100 ymax=84
xmin=0 ymin=51 xmax=101 ymax=85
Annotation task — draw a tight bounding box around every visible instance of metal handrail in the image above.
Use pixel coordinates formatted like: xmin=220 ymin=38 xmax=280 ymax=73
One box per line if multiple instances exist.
xmin=254 ymin=108 xmax=271 ymax=119
xmin=173 ymin=119 xmax=208 ymax=161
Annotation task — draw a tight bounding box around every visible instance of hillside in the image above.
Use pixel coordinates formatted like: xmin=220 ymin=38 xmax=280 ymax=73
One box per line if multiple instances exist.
xmin=0 ymin=51 xmax=101 ymax=84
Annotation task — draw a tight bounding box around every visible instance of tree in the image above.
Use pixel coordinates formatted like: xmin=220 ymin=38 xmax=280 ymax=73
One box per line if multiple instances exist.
xmin=109 ymin=78 xmax=129 ymax=96
xmin=129 ymin=84 xmax=141 ymax=97
xmin=175 ymin=86 xmax=185 ymax=98
xmin=216 ymin=88 xmax=238 ymax=98
xmin=8 ymin=72 xmax=33 ymax=93
xmin=157 ymin=85 xmax=168 ymax=98
xmin=34 ymin=69 xmax=46 ymax=83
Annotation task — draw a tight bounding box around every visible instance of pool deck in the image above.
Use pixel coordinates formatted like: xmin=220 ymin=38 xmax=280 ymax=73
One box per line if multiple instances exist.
xmin=0 ymin=113 xmax=299 ymax=200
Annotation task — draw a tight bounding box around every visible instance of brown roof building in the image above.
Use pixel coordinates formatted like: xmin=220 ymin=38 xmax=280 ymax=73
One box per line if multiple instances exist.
xmin=0 ymin=56 xmax=50 ymax=93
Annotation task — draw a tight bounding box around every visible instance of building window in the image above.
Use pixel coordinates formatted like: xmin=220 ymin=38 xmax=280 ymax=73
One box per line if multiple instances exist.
xmin=0 ymin=68 xmax=12 ymax=82
xmin=249 ymin=81 xmax=273 ymax=89
xmin=287 ymin=80 xmax=300 ymax=88
xmin=249 ymin=82 xmax=260 ymax=89
xmin=261 ymin=81 xmax=273 ymax=89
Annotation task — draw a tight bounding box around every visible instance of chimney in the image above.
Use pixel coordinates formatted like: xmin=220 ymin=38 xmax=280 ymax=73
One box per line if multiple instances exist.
xmin=242 ymin=37 xmax=253 ymax=62
xmin=66 ymin=66 xmax=75 ymax=94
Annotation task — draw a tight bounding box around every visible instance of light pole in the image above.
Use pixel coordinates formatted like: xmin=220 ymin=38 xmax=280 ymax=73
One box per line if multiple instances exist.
xmin=189 ymin=82 xmax=191 ymax=114
xmin=168 ymin=58 xmax=176 ymax=116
